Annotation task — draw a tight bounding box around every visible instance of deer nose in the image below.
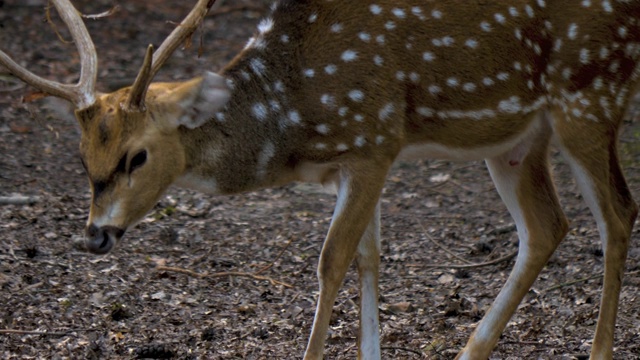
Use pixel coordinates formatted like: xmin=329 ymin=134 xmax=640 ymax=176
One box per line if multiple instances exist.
xmin=85 ymin=224 xmax=125 ymax=254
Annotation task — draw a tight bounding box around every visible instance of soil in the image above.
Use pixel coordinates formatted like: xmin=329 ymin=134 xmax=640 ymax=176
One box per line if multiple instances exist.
xmin=1 ymin=1 xmax=639 ymax=359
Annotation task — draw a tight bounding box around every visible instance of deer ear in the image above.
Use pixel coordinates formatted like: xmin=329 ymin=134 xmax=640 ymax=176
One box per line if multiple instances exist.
xmin=157 ymin=72 xmax=231 ymax=130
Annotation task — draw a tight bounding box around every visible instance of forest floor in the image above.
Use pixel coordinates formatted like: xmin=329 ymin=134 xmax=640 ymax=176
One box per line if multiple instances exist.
xmin=1 ymin=1 xmax=639 ymax=359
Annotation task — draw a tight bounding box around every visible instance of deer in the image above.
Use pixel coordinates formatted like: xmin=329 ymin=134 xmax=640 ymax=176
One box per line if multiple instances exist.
xmin=2 ymin=0 xmax=639 ymax=358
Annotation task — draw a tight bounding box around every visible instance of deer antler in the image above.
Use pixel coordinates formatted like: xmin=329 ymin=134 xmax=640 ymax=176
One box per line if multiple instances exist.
xmin=0 ymin=0 xmax=97 ymax=109
xmin=126 ymin=0 xmax=218 ymax=111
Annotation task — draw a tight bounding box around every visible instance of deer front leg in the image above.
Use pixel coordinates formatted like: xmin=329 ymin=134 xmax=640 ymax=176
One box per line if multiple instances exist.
xmin=457 ymin=119 xmax=569 ymax=359
xmin=303 ymin=162 xmax=390 ymax=360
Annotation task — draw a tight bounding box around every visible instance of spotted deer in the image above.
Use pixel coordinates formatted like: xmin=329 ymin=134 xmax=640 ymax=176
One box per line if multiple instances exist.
xmin=2 ymin=0 xmax=640 ymax=358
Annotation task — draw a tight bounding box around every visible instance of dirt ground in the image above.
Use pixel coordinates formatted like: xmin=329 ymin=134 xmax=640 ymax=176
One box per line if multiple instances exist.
xmin=1 ymin=1 xmax=640 ymax=359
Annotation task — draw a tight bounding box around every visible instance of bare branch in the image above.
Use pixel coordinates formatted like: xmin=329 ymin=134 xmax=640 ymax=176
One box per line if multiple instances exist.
xmin=156 ymin=265 xmax=293 ymax=288
xmin=0 ymin=0 xmax=98 ymax=108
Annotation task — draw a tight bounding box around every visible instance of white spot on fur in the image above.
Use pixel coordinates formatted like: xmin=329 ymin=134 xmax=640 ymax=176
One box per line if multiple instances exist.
xmin=320 ymin=94 xmax=336 ymax=109
xmin=341 ymin=50 xmax=358 ymax=62
xmin=428 ymin=85 xmax=442 ymax=94
xmin=288 ymin=110 xmax=301 ymax=124
xmin=447 ymin=77 xmax=460 ymax=87
xmin=463 ymin=83 xmax=477 ymax=92
xmin=392 ymin=8 xmax=406 ymax=18
xmin=256 ymin=141 xmax=275 ymax=179
xmin=378 ymin=103 xmax=395 ymax=121
xmin=498 ymin=96 xmax=522 ymax=114
xmin=349 ymin=90 xmax=365 ymax=102
xmin=422 ymin=51 xmax=436 ymax=61
xmin=359 ymin=32 xmax=371 ymax=42
xmin=316 ymin=124 xmax=330 ymax=134
xmin=273 ymin=80 xmax=285 ymax=92
xmin=465 ymin=39 xmax=479 ymax=49
xmin=308 ymin=13 xmax=317 ymax=23
xmin=568 ymin=23 xmax=578 ymax=40
xmin=249 ymin=58 xmax=267 ymax=76
xmin=496 ymin=72 xmax=510 ymax=81
xmin=580 ymin=48 xmax=590 ymax=64
xmin=370 ymin=4 xmax=382 ymax=15
xmin=417 ymin=107 xmax=434 ymax=117
xmin=525 ymin=5 xmax=534 ymax=17
xmin=331 ymin=23 xmax=343 ymax=33
xmin=258 ymin=18 xmax=274 ymax=34
xmin=252 ymin=102 xmax=268 ymax=121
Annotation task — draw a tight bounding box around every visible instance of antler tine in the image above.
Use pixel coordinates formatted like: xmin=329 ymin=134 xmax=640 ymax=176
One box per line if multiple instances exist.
xmin=126 ymin=45 xmax=154 ymax=111
xmin=126 ymin=0 xmax=217 ymax=110
xmin=0 ymin=0 xmax=97 ymax=109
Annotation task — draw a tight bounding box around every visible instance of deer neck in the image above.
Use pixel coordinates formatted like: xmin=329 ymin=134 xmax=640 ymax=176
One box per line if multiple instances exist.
xmin=176 ymin=49 xmax=308 ymax=195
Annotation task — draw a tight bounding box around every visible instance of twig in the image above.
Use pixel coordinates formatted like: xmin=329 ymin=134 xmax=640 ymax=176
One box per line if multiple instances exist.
xmin=544 ymin=274 xmax=603 ymax=292
xmin=156 ymin=265 xmax=293 ymax=288
xmin=0 ymin=74 xmax=26 ymax=92
xmin=0 ymin=328 xmax=96 ymax=336
xmin=254 ymin=234 xmax=295 ymax=275
xmin=544 ymin=269 xmax=640 ymax=293
xmin=0 ymin=195 xmax=40 ymax=205
xmin=381 ymin=346 xmax=424 ymax=358
xmin=409 ymin=250 xmax=518 ymax=269
xmin=45 ymin=1 xmax=72 ymax=44
xmin=418 ymin=223 xmax=472 ymax=264
xmin=81 ymin=5 xmax=120 ymax=20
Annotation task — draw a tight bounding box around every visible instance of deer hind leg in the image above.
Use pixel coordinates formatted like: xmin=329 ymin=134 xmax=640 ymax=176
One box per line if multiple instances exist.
xmin=457 ymin=113 xmax=569 ymax=360
xmin=355 ymin=201 xmax=382 ymax=360
xmin=304 ymin=161 xmax=391 ymax=360
xmin=551 ymin=106 xmax=638 ymax=360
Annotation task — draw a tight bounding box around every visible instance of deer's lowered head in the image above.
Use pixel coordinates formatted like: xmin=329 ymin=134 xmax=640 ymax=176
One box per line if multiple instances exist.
xmin=78 ymin=72 xmax=229 ymax=254
xmin=0 ymin=0 xmax=226 ymax=254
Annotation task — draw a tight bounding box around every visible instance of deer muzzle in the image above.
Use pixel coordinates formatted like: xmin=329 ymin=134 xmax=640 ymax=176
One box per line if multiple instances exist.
xmin=85 ymin=223 xmax=125 ymax=254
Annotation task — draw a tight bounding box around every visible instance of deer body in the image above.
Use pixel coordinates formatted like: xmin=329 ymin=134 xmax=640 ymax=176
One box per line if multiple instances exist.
xmin=2 ymin=0 xmax=640 ymax=359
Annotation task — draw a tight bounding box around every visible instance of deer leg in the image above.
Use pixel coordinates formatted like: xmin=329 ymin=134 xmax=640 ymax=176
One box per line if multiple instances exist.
xmin=457 ymin=116 xmax=569 ymax=359
xmin=355 ymin=201 xmax=382 ymax=360
xmin=552 ymin=108 xmax=638 ymax=360
xmin=304 ymin=163 xmax=390 ymax=360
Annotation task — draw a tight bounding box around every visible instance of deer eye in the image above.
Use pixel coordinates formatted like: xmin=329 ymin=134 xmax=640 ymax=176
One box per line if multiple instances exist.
xmin=129 ymin=150 xmax=147 ymax=173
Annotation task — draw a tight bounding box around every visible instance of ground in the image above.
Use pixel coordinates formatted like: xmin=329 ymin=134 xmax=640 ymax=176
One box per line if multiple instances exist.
xmin=1 ymin=1 xmax=640 ymax=359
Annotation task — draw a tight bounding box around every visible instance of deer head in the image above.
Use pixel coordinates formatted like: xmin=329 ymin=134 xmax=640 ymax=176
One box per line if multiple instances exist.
xmin=0 ymin=0 xmax=227 ymax=253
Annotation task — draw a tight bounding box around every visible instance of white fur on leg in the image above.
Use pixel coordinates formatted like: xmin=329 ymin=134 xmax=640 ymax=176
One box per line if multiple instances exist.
xmin=357 ymin=203 xmax=381 ymax=359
